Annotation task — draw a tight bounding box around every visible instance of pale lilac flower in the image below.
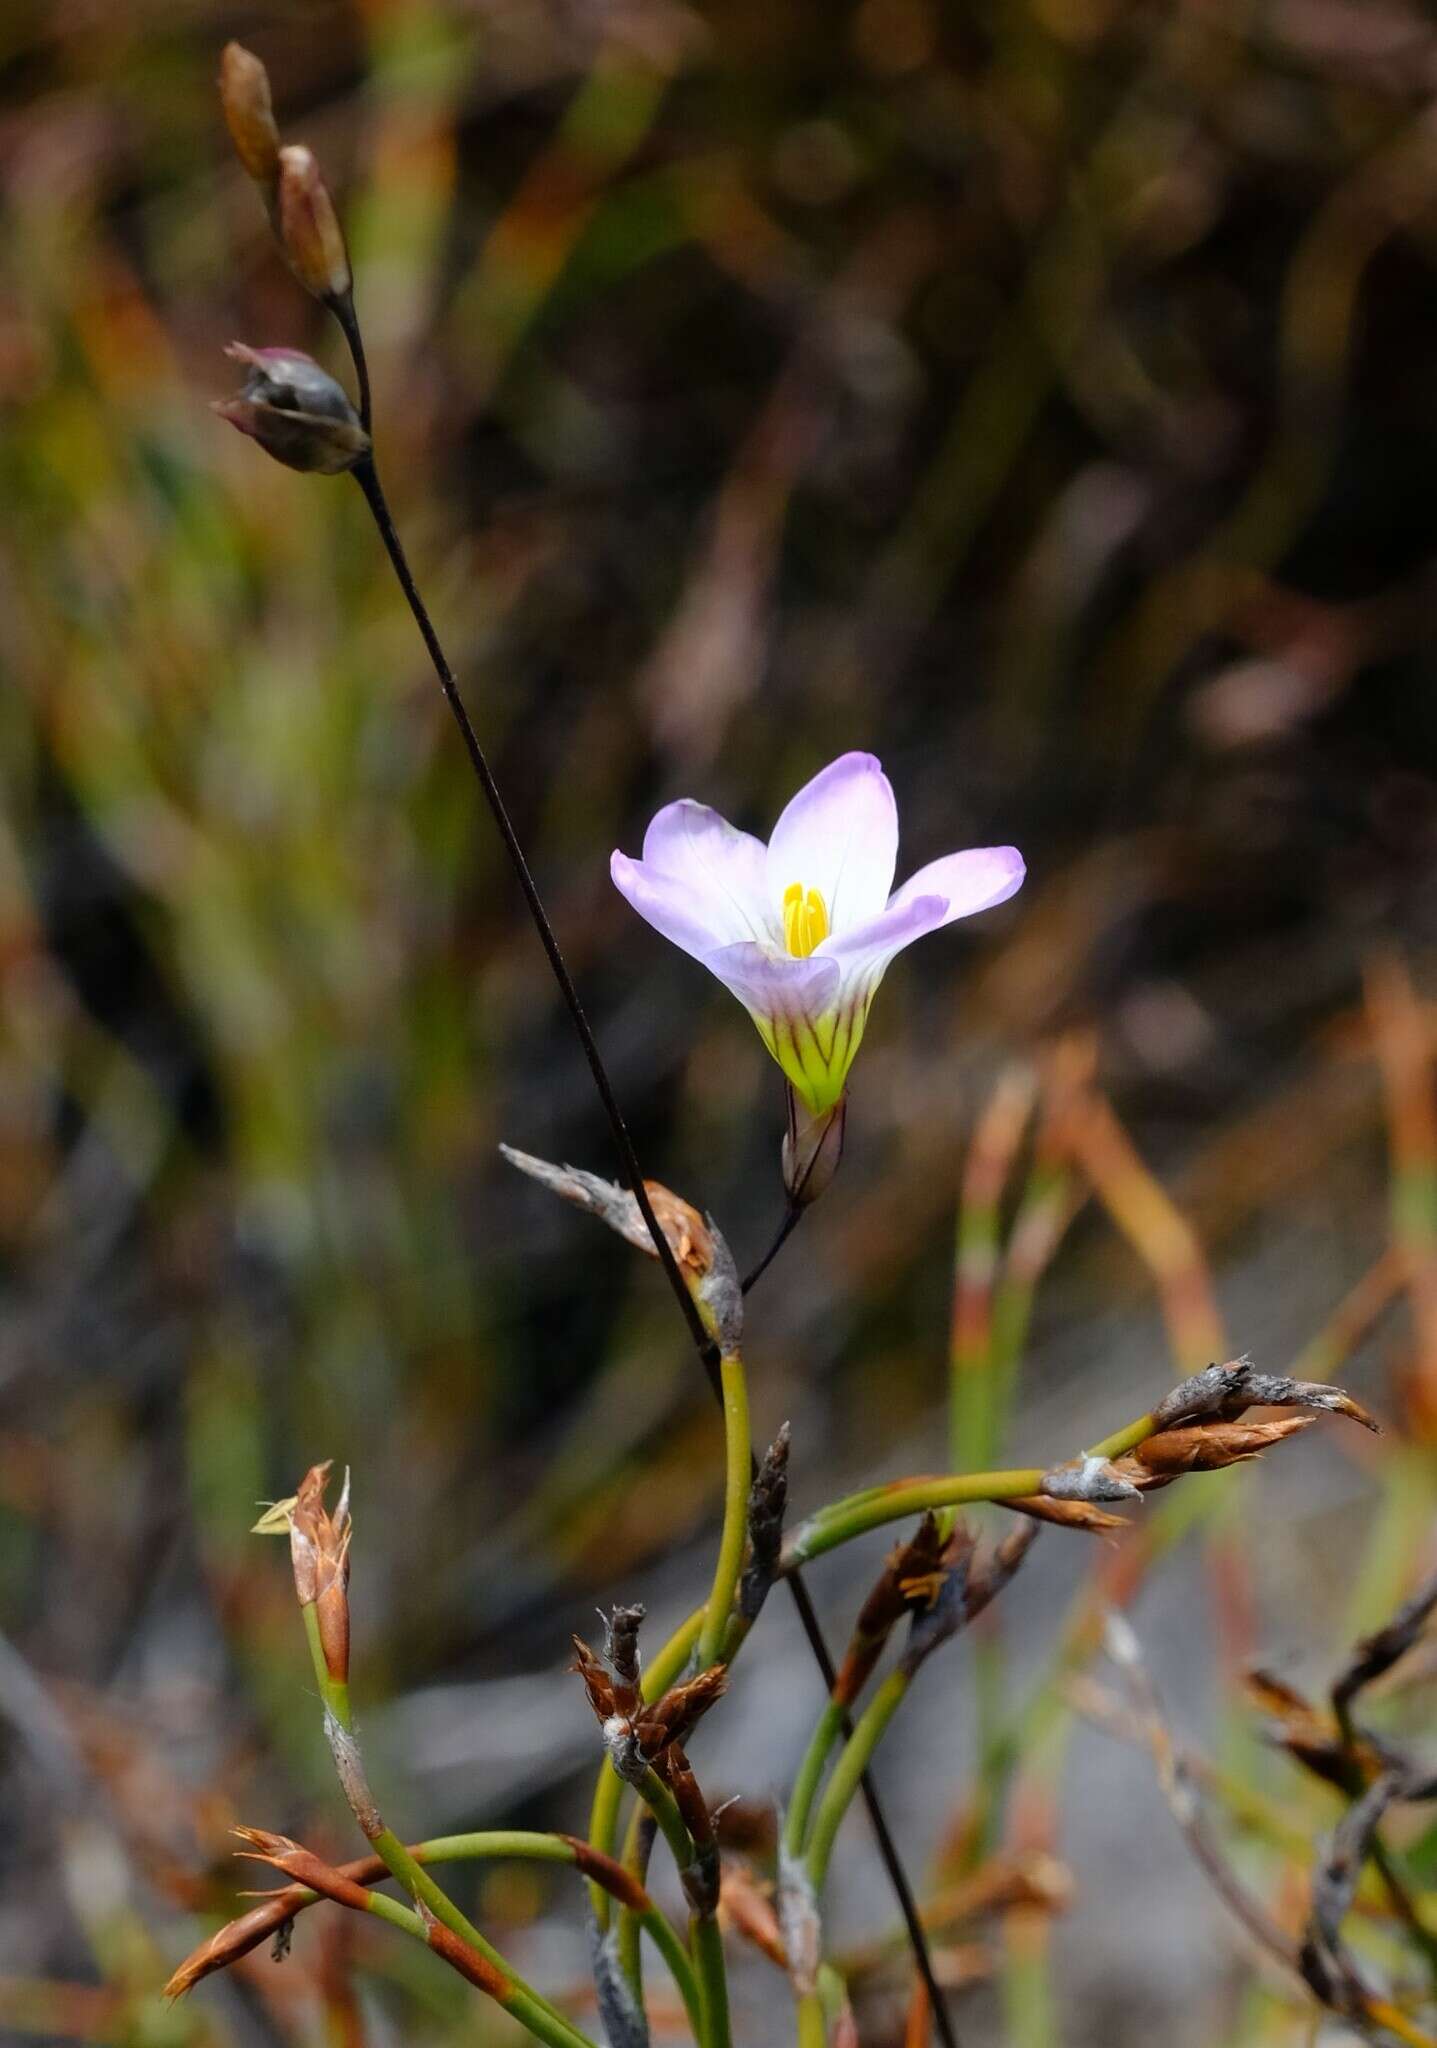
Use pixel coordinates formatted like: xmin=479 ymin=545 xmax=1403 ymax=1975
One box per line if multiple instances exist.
xmin=610 ymin=752 xmax=1024 ymax=1116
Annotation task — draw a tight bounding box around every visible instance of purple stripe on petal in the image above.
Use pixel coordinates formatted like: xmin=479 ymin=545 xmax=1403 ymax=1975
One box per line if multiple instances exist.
xmin=765 ymin=753 xmax=897 ymax=936
xmin=888 ymin=846 xmax=1026 ymax=926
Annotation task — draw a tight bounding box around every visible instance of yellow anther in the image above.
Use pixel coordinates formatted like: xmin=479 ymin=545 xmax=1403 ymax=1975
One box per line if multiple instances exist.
xmin=782 ymin=882 xmax=830 ymax=958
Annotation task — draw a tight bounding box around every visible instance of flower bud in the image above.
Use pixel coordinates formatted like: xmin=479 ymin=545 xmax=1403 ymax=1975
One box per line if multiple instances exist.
xmin=782 ymin=1090 xmax=845 ymax=1207
xmin=219 ymin=43 xmax=281 ymax=190
xmin=215 ymin=343 xmax=369 ymax=474
xmin=277 ymin=144 xmax=352 ymax=304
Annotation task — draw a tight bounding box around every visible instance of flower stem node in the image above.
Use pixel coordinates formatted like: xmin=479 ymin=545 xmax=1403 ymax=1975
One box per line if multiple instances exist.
xmin=611 ymin=752 xmax=1025 ymax=1116
xmin=216 ymin=344 xmax=369 ymax=474
xmin=783 ymin=1090 xmax=846 ymax=1208
xmin=1040 ymin=1454 xmax=1143 ymax=1504
xmin=277 ymin=144 xmax=353 ymax=305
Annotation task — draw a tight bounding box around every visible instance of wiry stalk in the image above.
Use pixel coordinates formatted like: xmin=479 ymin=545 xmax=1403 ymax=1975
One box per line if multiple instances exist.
xmin=342 ymin=342 xmax=963 ymax=2047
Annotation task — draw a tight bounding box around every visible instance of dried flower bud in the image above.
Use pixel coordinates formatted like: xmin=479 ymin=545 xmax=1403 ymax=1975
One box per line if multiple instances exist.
xmin=216 ymin=344 xmax=369 ymax=474
xmin=499 ymin=1145 xmax=742 ymax=1345
xmin=219 ymin=43 xmax=280 ymax=190
xmin=232 ymin=1827 xmax=375 ymax=1914
xmin=283 ymin=1460 xmax=351 ymax=1686
xmin=572 ymin=1634 xmax=618 ymax=1720
xmin=637 ymin=1664 xmax=727 ymax=1754
xmin=164 ymin=1894 xmax=301 ymax=1998
xmin=834 ymin=1515 xmax=956 ymax=1706
xmin=740 ymin=1423 xmax=791 ymax=1621
xmin=782 ymin=1091 xmax=845 ymax=1208
xmin=604 ymin=1603 xmax=645 ymax=1707
xmin=719 ymin=1860 xmax=787 ymax=1968
xmin=1127 ymin=1416 xmax=1314 ymax=1479
xmin=962 ymin=1519 xmax=1038 ymax=1624
xmin=1147 ymin=1355 xmax=1379 ymax=1434
xmin=276 ymin=144 xmax=352 ymax=304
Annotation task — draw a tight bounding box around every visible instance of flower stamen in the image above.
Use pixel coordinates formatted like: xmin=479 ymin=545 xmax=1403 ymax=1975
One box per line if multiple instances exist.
xmin=782 ymin=883 xmax=830 ymax=958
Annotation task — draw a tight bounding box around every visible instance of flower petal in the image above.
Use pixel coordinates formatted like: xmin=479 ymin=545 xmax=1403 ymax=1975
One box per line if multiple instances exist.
xmin=701 ymin=940 xmax=840 ymax=1023
xmin=765 ymin=753 xmax=897 ymax=936
xmin=819 ymin=891 xmax=952 ymax=979
xmin=640 ymin=800 xmax=774 ymax=944
xmin=611 ymin=851 xmax=755 ymax=965
xmin=888 ymin=846 xmax=1026 ymax=926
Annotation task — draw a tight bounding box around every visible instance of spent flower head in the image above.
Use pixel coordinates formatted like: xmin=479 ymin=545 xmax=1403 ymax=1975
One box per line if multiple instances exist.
xmin=611 ymin=751 xmax=1024 ymax=1115
xmin=215 ymin=344 xmax=369 ymax=474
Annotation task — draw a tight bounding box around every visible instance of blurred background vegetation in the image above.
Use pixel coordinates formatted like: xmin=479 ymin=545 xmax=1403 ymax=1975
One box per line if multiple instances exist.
xmin=3 ymin=0 xmax=1437 ymax=2043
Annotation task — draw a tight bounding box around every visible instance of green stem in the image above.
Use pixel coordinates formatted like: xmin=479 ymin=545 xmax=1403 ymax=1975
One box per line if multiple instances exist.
xmin=787 ymin=1470 xmax=1046 ymax=1564
xmin=692 ymin=1911 xmax=732 ymax=2048
xmin=783 ymin=1700 xmax=845 ymax=1859
xmin=628 ymin=1770 xmax=728 ymax=2048
xmin=796 ymin=1988 xmax=826 ymax=2048
xmin=805 ymin=1670 xmax=910 ymax=1895
xmin=634 ymin=1769 xmax=697 ymax=1877
xmin=302 ymin=1601 xmax=351 ymax=1725
xmin=698 ymin=1351 xmax=751 ymax=1669
xmin=300 ymin=1606 xmax=596 ymax=2048
xmin=641 ymin=1908 xmax=705 ymax=2040
xmin=615 ymin=1800 xmax=650 ymax=2007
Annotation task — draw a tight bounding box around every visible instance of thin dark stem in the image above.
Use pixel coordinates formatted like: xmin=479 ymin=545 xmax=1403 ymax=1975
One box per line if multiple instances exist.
xmin=349 ymin=439 xmax=961 ymax=2048
xmin=333 ymin=293 xmax=371 ymax=433
xmin=782 ymin=1570 xmax=961 ymax=2048
xmin=351 ymin=454 xmax=720 ymax=1398
xmin=741 ymin=1203 xmax=802 ymax=1294
xmin=744 ymin=1217 xmax=962 ymax=2048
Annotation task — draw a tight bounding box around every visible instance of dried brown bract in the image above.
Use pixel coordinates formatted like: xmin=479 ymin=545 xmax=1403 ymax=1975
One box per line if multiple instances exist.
xmin=834 ymin=1515 xmax=966 ymax=1706
xmin=740 ymin=1423 xmax=791 ymax=1622
xmin=1124 ymin=1415 xmax=1315 ymax=1480
xmin=1150 ymin=1357 xmax=1379 ymax=1434
xmin=719 ymin=1859 xmax=787 ymax=1969
xmin=290 ymin=1461 xmax=352 ymax=1686
xmin=500 ymin=1147 xmax=744 ymax=1347
xmin=1006 ymin=1494 xmax=1127 ymax=1534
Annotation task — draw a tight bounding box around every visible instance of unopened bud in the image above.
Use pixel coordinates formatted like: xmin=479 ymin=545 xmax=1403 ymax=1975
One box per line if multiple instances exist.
xmin=289 ymin=1461 xmax=351 ymax=1686
xmin=219 ymin=43 xmax=280 ymax=190
xmin=782 ymin=1091 xmax=845 ymax=1207
xmin=215 ymin=344 xmax=369 ymax=474
xmin=277 ymin=144 xmax=352 ymax=303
